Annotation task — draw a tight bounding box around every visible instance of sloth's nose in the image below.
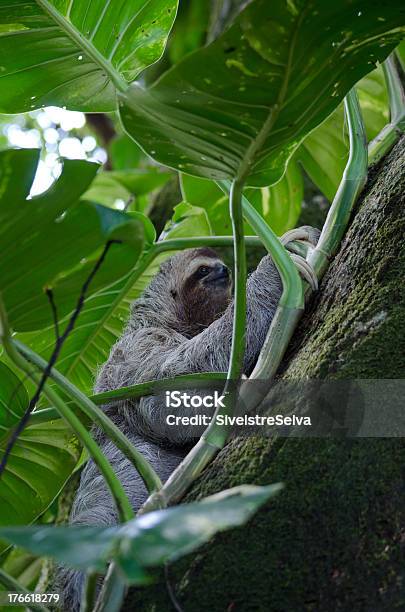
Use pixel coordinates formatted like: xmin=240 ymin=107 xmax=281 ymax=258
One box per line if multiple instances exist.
xmin=214 ymin=264 xmax=229 ymax=280
xmin=207 ymin=263 xmax=230 ymax=285
xmin=219 ymin=264 xmax=229 ymax=277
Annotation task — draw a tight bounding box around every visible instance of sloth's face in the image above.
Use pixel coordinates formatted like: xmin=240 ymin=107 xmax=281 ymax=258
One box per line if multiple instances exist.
xmin=174 ymin=248 xmax=232 ymax=334
xmin=189 ymin=258 xmax=231 ymax=290
xmin=184 ymin=252 xmax=232 ymax=307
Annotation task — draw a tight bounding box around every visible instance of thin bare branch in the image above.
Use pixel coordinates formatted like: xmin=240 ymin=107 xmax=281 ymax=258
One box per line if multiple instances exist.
xmin=0 ymin=240 xmax=120 ymax=477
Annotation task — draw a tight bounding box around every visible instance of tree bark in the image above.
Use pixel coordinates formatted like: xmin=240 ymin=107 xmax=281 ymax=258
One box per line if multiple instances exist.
xmin=127 ymin=136 xmax=405 ymax=611
xmin=148 ymin=175 xmax=182 ymax=236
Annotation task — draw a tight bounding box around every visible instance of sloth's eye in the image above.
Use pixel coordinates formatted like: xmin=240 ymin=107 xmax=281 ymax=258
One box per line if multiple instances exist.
xmin=197 ymin=266 xmax=210 ymax=277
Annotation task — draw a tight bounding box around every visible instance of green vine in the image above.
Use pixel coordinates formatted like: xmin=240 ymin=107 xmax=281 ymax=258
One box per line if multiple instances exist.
xmin=0 ymin=298 xmax=134 ymax=524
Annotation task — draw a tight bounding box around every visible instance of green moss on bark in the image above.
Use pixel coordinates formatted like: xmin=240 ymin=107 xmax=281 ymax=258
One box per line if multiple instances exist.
xmin=282 ymin=137 xmax=405 ymax=379
xmin=126 ymin=138 xmax=405 ymax=611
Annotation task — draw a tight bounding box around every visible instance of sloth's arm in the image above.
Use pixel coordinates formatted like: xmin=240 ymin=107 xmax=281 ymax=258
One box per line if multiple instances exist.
xmin=164 ymin=254 xmax=283 ymax=375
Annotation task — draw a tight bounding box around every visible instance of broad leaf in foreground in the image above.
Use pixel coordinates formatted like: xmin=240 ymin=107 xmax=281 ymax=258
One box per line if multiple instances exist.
xmin=0 ymin=0 xmax=178 ymax=113
xmin=0 ymin=363 xmax=80 ymax=542
xmin=119 ymin=0 xmax=404 ymax=186
xmin=0 ymin=484 xmax=282 ymax=580
xmin=0 ymin=149 xmax=146 ymax=331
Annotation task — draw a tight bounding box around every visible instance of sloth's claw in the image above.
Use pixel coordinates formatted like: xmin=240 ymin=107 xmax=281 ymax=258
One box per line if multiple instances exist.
xmin=281 ymin=225 xmax=320 ymax=247
xmin=290 ymin=254 xmax=318 ymax=291
xmin=280 ymin=226 xmax=320 ymax=289
xmin=285 ymin=239 xmax=315 ymax=258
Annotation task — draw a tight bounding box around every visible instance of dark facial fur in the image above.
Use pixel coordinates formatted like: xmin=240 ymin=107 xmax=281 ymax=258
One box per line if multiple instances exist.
xmin=171 ymin=248 xmax=232 ymax=336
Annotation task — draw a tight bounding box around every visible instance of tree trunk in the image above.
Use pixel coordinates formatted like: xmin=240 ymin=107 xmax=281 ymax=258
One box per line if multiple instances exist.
xmin=127 ymin=136 xmax=405 ymax=611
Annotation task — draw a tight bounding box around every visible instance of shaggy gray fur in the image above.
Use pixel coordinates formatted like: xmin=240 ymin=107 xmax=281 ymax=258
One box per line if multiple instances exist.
xmin=57 ymin=238 xmax=317 ymax=610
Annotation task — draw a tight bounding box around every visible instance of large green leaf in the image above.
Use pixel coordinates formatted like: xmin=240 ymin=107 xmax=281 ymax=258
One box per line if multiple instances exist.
xmin=160 ymin=201 xmax=212 ymax=239
xmin=119 ymin=0 xmax=404 ymax=187
xmin=0 ymin=363 xmax=80 ymax=536
xmin=179 ymin=64 xmax=389 ymax=211
xmin=109 ymin=134 xmax=146 ymax=171
xmin=83 ymin=168 xmax=172 ymax=208
xmin=0 ymin=0 xmax=178 ymax=113
xmin=168 ymin=0 xmax=210 ymax=65
xmin=0 ymin=484 xmax=282 ymax=581
xmin=0 ymin=149 xmax=146 ymax=331
xmin=178 ymin=62 xmax=389 ymax=218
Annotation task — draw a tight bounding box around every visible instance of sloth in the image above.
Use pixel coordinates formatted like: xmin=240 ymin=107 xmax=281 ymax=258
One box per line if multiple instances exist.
xmin=58 ymin=228 xmax=319 ymax=609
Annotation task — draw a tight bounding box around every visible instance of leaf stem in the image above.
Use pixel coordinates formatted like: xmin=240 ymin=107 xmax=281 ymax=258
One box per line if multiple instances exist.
xmin=93 ymin=564 xmax=126 ymax=612
xmin=217 ymin=181 xmax=304 ymax=381
xmin=256 ymin=88 xmax=367 ymax=385
xmin=81 ymin=571 xmax=98 ymax=612
xmin=203 ymin=179 xmax=247 ymax=447
xmin=218 ymin=181 xmax=304 ymax=309
xmin=15 ymin=340 xmax=162 ymax=495
xmin=227 ymin=180 xmax=247 ymax=380
xmin=368 ymin=54 xmax=405 ymax=165
xmin=383 ymin=55 xmax=405 ymax=122
xmin=0 ymin=568 xmax=50 ymax=612
xmin=0 ymin=298 xmax=134 ymax=523
xmin=29 ymin=372 xmax=228 ymax=425
xmin=140 ymin=179 xmax=249 ymax=511
xmin=309 ymin=88 xmax=367 ymax=277
xmin=139 ymin=437 xmax=219 ymax=513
